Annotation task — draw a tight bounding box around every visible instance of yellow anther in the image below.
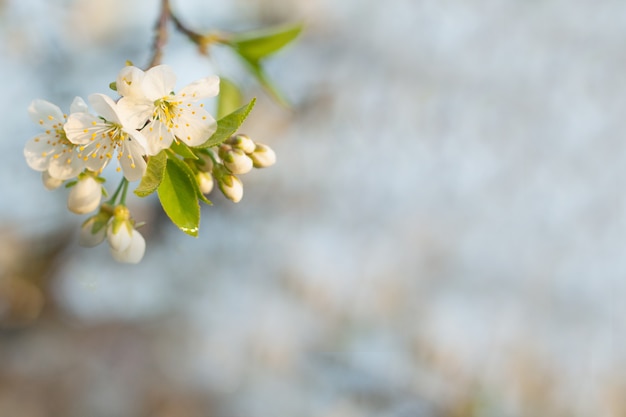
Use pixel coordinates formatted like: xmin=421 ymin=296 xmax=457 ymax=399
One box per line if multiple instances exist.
xmin=53 ymin=154 xmax=59 ymax=159
xmin=46 ymin=130 xmax=51 ymax=134
xmin=47 ymin=115 xmax=54 ymax=120
xmin=106 ymin=152 xmax=112 ymax=158
xmin=39 ymin=120 xmax=44 ymax=125
xmin=80 ymin=146 xmax=85 ymax=151
xmin=185 ymin=123 xmax=189 ymax=127
xmin=34 ymin=138 xmax=40 ymax=142
xmin=91 ymin=121 xmax=97 ymax=126
xmin=131 ymin=163 xmax=136 ymax=168
xmin=83 ymin=129 xmax=88 ymax=133
xmin=42 ymin=152 xmax=47 ymax=157
xmin=199 ymin=104 xmax=204 ymax=107
xmin=202 ymin=116 xmax=206 ymax=120
xmin=116 ymin=167 xmax=121 ymax=172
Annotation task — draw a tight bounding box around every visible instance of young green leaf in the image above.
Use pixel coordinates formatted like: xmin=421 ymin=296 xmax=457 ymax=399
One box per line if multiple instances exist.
xmin=168 ymin=156 xmax=212 ymax=206
xmin=171 ymin=140 xmax=198 ymax=159
xmin=134 ymin=151 xmax=167 ymax=197
xmin=238 ymin=57 xmax=289 ymax=107
xmin=231 ymin=23 xmax=303 ymax=62
xmin=217 ymin=77 xmax=243 ymax=119
xmin=196 ymin=98 xmax=256 ymax=149
xmin=157 ymin=158 xmax=200 ymax=237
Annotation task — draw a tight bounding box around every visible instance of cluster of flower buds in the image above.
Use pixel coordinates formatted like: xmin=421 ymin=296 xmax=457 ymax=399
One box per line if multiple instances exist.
xmin=194 ymin=134 xmax=276 ymax=203
xmin=79 ymin=205 xmax=145 ymax=263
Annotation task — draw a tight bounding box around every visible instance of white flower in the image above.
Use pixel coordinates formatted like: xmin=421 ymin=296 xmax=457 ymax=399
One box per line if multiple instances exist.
xmin=218 ymin=173 xmax=243 ymax=203
xmin=67 ymin=175 xmax=102 ymax=214
xmin=110 ymin=228 xmax=145 ymax=264
xmin=64 ymin=94 xmax=148 ymax=182
xmin=107 ymin=218 xmax=133 ymax=252
xmin=24 ymin=97 xmax=88 ymax=180
xmin=249 ymin=143 xmax=276 ymax=168
xmin=117 ymin=65 xmax=219 ymax=155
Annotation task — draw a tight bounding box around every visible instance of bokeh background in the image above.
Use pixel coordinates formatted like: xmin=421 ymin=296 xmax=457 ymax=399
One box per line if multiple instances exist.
xmin=1 ymin=0 xmax=625 ymax=416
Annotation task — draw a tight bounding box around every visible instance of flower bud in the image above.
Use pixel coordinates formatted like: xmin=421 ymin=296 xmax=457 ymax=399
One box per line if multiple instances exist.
xmin=227 ymin=134 xmax=256 ymax=154
xmin=67 ymin=176 xmax=102 ymax=214
xmin=110 ymin=229 xmax=146 ymax=264
xmin=116 ymin=65 xmax=145 ymax=98
xmin=249 ymin=143 xmax=276 ymax=168
xmin=107 ymin=206 xmax=133 ymax=252
xmin=196 ymin=171 xmax=214 ymax=195
xmin=197 ymin=152 xmax=214 ymax=173
xmin=219 ymin=145 xmax=253 ymax=175
xmin=42 ymin=171 xmax=63 ymax=190
xmin=218 ymin=174 xmax=243 ymax=203
xmin=79 ymin=212 xmax=109 ymax=247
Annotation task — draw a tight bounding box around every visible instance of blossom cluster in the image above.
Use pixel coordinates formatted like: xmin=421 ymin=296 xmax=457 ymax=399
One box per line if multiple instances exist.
xmin=24 ymin=64 xmax=275 ymax=264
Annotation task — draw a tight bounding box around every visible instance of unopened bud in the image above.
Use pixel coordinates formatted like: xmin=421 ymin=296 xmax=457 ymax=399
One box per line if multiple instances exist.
xmin=110 ymin=229 xmax=146 ymax=264
xmin=42 ymin=171 xmax=63 ymax=190
xmin=79 ymin=212 xmax=109 ymax=247
xmin=196 ymin=171 xmax=214 ymax=195
xmin=250 ymin=143 xmax=276 ymax=168
xmin=227 ymin=134 xmax=256 ymax=154
xmin=197 ymin=152 xmax=214 ymax=172
xmin=67 ymin=176 xmax=102 ymax=214
xmin=107 ymin=206 xmax=133 ymax=252
xmin=220 ymin=145 xmax=253 ymax=175
xmin=218 ymin=174 xmax=243 ymax=203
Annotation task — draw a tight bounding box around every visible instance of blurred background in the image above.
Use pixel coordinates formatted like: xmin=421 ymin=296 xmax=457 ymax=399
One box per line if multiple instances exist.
xmin=1 ymin=0 xmax=626 ymax=416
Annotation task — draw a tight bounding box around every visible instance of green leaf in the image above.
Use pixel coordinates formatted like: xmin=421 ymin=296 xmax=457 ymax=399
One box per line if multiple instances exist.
xmin=231 ymin=23 xmax=303 ymax=62
xmin=239 ymin=57 xmax=289 ymax=107
xmin=134 ymin=150 xmax=167 ymax=197
xmin=217 ymin=77 xmax=243 ymax=119
xmin=157 ymin=157 xmax=200 ymax=237
xmin=196 ymin=98 xmax=256 ymax=149
xmin=168 ymin=156 xmax=212 ymax=206
xmin=171 ymin=140 xmax=198 ymax=159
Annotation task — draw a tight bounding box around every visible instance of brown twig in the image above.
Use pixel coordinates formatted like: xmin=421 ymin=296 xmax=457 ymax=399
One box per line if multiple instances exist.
xmin=145 ymin=0 xmax=171 ymax=69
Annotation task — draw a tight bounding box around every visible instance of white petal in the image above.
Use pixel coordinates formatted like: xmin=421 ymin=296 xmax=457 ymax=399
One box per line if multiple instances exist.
xmin=64 ymin=113 xmax=105 ymax=145
xmin=47 ymin=149 xmax=84 ymax=180
xmin=79 ymin=217 xmax=106 ymax=247
xmin=119 ymin=139 xmax=147 ymax=182
xmin=110 ymin=229 xmax=145 ymax=264
xmin=142 ymin=119 xmax=175 ymax=155
xmin=42 ymin=171 xmax=64 ymax=190
xmin=24 ymin=137 xmax=54 ymax=171
xmin=70 ymin=96 xmax=89 ymax=113
xmin=116 ymin=66 xmax=145 ymax=98
xmin=88 ymin=94 xmax=121 ymax=124
xmin=107 ymin=221 xmax=133 ymax=252
xmin=178 ymin=75 xmax=220 ymax=100
xmin=67 ymin=176 xmax=102 ymax=214
xmin=173 ymin=107 xmax=216 ymax=147
xmin=143 ymin=65 xmax=176 ymax=100
xmin=28 ymin=99 xmax=64 ymax=128
xmin=117 ymin=97 xmax=153 ymax=129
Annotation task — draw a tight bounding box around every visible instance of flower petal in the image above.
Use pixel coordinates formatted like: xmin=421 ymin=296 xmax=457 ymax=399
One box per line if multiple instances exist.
xmin=24 ymin=137 xmax=54 ymax=171
xmin=174 ymin=107 xmax=216 ymax=147
xmin=47 ymin=149 xmax=84 ymax=180
xmin=70 ymin=96 xmax=89 ymax=113
xmin=28 ymin=99 xmax=64 ymax=128
xmin=116 ymin=66 xmax=145 ymax=98
xmin=110 ymin=229 xmax=145 ymax=264
xmin=119 ymin=138 xmax=147 ymax=182
xmin=117 ymin=97 xmax=153 ymax=130
xmin=142 ymin=65 xmax=177 ymax=101
xmin=178 ymin=75 xmax=220 ymax=100
xmin=64 ymin=112 xmax=106 ymax=145
xmin=142 ymin=119 xmax=175 ymax=155
xmin=88 ymin=93 xmax=121 ymax=124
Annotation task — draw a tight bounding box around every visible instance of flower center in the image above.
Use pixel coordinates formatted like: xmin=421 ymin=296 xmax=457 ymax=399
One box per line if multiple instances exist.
xmin=153 ymin=97 xmax=182 ymax=127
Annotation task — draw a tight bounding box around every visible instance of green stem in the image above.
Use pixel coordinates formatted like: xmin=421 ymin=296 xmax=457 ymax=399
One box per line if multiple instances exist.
xmin=106 ymin=177 xmax=129 ymax=206
xmin=119 ymin=178 xmax=130 ymax=206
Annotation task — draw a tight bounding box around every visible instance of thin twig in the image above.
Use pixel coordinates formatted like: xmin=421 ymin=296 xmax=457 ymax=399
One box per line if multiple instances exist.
xmin=145 ymin=0 xmax=171 ymax=69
